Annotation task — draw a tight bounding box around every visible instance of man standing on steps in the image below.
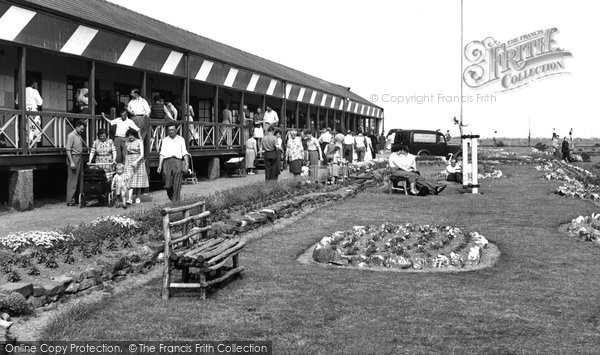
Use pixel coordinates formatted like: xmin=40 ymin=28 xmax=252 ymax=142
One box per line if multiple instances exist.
xmin=157 ymin=124 xmax=191 ymax=202
xmin=127 ymin=89 xmax=151 ymax=172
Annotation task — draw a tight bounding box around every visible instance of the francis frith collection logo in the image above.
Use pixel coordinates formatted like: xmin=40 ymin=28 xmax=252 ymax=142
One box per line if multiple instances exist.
xmin=463 ymin=28 xmax=572 ymax=92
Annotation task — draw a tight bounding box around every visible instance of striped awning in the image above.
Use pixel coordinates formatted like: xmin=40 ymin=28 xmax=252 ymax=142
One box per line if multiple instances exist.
xmin=0 ymin=1 xmax=383 ymax=116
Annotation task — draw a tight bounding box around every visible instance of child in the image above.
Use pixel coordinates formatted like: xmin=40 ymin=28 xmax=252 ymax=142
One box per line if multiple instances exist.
xmin=300 ymin=164 xmax=310 ymax=178
xmin=112 ymin=163 xmax=129 ymax=209
xmin=328 ymin=146 xmax=342 ymax=184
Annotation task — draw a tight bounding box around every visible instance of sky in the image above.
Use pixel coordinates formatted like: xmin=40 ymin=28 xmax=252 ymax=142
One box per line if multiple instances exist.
xmin=107 ymin=0 xmax=599 ymax=138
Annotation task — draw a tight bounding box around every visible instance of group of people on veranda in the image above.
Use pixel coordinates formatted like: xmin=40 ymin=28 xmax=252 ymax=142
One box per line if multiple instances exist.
xmin=67 ymin=88 xmax=192 ymax=207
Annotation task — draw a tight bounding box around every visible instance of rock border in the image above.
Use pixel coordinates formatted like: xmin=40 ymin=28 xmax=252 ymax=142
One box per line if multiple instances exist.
xmin=297 ymin=224 xmax=500 ymax=273
xmin=298 ymin=241 xmax=500 ymax=273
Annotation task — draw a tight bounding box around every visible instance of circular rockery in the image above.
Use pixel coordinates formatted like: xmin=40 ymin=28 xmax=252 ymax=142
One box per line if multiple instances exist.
xmin=312 ymin=223 xmax=491 ymax=270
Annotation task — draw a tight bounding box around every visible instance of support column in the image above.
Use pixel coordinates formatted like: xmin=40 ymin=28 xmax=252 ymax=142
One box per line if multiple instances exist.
xmin=140 ymin=71 xmax=149 ymax=177
xmin=17 ymin=47 xmax=26 ymax=154
xmin=295 ymin=102 xmax=300 ymax=128
xmin=182 ymin=55 xmax=190 ymax=144
xmin=325 ymin=108 xmax=329 ymax=129
xmin=207 ymin=157 xmax=220 ymax=180
xmin=462 ymin=137 xmax=469 ymax=188
xmin=306 ymin=105 xmax=311 ymax=130
xmin=316 ymin=106 xmax=320 ymax=131
xmin=282 ymin=82 xmax=287 ymax=129
xmin=240 ymin=91 xmax=246 ymax=143
xmin=88 ymin=60 xmax=96 ymax=139
xmin=140 ymin=72 xmax=147 ymax=101
xmin=472 ymin=137 xmax=479 ymax=194
xmin=261 ymin=95 xmax=266 ymax=111
xmin=9 ymin=169 xmax=34 ymax=211
xmin=213 ymin=86 xmax=219 ymax=122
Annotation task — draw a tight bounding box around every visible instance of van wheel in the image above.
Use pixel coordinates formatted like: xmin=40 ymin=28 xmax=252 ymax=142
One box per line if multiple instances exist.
xmin=417 ymin=150 xmax=430 ymax=157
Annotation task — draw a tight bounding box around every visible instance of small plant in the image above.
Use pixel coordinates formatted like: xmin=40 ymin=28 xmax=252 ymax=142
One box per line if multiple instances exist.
xmin=27 ymin=265 xmax=40 ymax=276
xmin=63 ymin=253 xmax=75 ymax=265
xmin=45 ymin=254 xmax=59 ymax=269
xmin=37 ymin=253 xmax=47 ymax=264
xmin=6 ymin=270 xmax=21 ymax=282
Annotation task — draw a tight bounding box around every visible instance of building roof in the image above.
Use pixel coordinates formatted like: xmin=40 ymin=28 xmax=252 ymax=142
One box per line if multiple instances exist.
xmin=14 ymin=0 xmax=381 ymax=110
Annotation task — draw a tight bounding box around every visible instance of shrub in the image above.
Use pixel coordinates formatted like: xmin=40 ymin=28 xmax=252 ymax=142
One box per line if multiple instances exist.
xmin=534 ymin=142 xmax=548 ymax=151
xmin=581 ymin=152 xmax=591 ymax=162
xmin=495 ymin=140 xmax=505 ymax=147
xmin=0 ymin=292 xmax=27 ymax=314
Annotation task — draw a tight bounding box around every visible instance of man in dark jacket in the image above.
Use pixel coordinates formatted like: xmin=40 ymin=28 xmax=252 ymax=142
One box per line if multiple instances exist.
xmin=561 ymin=137 xmax=571 ymax=162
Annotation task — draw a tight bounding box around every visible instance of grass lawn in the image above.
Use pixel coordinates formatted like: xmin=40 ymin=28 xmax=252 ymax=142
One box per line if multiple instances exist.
xmin=41 ymin=164 xmax=600 ymax=353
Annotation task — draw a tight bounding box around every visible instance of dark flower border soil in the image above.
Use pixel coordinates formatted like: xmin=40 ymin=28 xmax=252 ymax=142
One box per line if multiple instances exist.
xmin=298 ymin=223 xmax=500 ymax=273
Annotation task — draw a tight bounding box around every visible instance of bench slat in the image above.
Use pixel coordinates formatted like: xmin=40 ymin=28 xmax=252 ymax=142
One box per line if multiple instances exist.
xmin=197 ymin=239 xmax=240 ymax=261
xmin=161 ymin=201 xmax=206 ymax=216
xmin=169 ymin=226 xmax=211 ymax=246
xmin=206 ymin=241 xmax=246 ymax=266
xmin=168 ymin=211 xmax=211 ymax=228
xmin=206 ymin=249 xmax=243 ymax=271
xmin=169 ymin=283 xmax=203 ymax=289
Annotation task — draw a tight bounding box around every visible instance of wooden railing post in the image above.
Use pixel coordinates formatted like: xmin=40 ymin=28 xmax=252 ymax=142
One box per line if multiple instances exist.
xmin=17 ymin=47 xmax=26 ymax=155
xmin=89 ymin=60 xmax=96 ymax=141
xmin=162 ymin=211 xmax=171 ymax=300
xmin=181 ymin=208 xmax=190 ymax=282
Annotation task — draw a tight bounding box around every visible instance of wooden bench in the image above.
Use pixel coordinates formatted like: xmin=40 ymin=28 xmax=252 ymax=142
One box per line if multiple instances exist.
xmin=387 ymin=168 xmax=409 ymax=195
xmin=161 ymin=201 xmax=245 ymax=300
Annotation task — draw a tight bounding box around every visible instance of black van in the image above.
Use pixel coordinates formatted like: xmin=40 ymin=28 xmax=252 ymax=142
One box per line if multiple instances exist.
xmin=392 ymin=129 xmax=461 ymax=157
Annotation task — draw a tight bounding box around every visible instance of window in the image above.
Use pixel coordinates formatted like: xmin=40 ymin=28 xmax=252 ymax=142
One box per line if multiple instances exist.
xmin=413 ymin=133 xmax=437 ymax=143
xmin=66 ymin=76 xmax=86 ymax=113
xmin=197 ymin=100 xmax=211 ymax=122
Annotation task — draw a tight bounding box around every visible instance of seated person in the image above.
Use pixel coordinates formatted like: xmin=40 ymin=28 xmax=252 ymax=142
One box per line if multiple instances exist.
xmin=445 ymin=153 xmax=462 ymax=184
xmin=388 ymin=144 xmax=446 ymax=195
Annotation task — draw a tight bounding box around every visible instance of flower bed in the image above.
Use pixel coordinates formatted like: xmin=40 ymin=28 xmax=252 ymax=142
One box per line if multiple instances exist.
xmin=536 ymin=160 xmax=600 ymax=203
xmin=564 ymin=214 xmax=600 ymax=246
xmin=0 ymin=179 xmax=370 ymax=320
xmin=312 ymin=223 xmax=492 ymax=270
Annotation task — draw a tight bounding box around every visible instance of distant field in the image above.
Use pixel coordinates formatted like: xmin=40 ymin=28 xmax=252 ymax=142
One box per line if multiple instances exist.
xmin=479 ymin=138 xmax=600 ymax=151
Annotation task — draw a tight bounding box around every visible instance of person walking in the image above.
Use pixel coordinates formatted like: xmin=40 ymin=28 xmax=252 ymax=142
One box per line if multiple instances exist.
xmin=157 ymin=124 xmax=191 ymax=201
xmin=245 ymin=132 xmax=257 ymax=175
xmin=304 ymin=130 xmax=323 ymax=183
xmin=65 ymin=121 xmax=86 ymax=206
xmin=88 ymin=129 xmax=117 ymax=176
xmin=286 ymin=130 xmax=304 ymax=177
xmin=262 ymin=126 xmax=279 ymax=181
xmin=343 ymin=130 xmax=354 ymax=163
xmin=124 ymin=129 xmax=149 ymax=204
xmin=355 ymin=131 xmax=367 ymax=162
xmin=562 ymin=136 xmax=571 ymax=162
xmin=102 ymin=110 xmax=139 ymax=163
xmin=552 ymin=133 xmax=561 ymax=159
xmin=127 ymin=89 xmax=151 ymax=169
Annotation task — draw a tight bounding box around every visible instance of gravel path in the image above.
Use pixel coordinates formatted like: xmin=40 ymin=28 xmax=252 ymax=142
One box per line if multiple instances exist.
xmin=0 ymin=169 xmax=317 ymax=236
